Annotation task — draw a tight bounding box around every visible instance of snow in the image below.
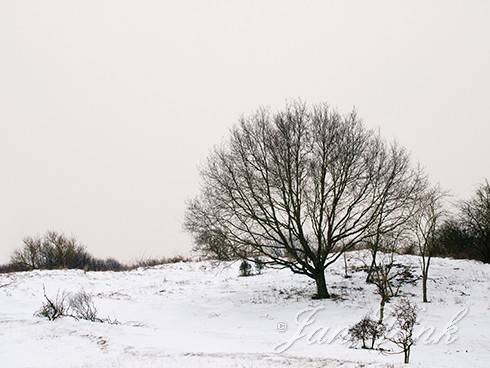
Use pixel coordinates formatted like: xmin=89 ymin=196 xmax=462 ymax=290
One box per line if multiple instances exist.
xmin=1 ymin=252 xmax=489 ymax=367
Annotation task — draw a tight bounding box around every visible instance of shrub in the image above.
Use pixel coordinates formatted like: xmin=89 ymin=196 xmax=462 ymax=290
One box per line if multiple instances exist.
xmin=69 ymin=290 xmax=100 ymax=322
xmin=254 ymin=258 xmax=264 ymax=274
xmin=0 ymin=262 xmax=25 ymax=273
xmin=434 ymin=219 xmax=479 ymax=260
xmin=36 ymin=287 xmax=118 ymax=324
xmin=239 ymin=260 xmax=252 ymax=277
xmin=128 ymin=255 xmax=191 ymax=269
xmin=35 ymin=286 xmax=69 ymax=321
xmin=10 ymin=231 xmax=91 ymax=271
xmin=348 ymin=315 xmax=386 ymax=349
xmin=85 ymin=257 xmax=126 ymax=272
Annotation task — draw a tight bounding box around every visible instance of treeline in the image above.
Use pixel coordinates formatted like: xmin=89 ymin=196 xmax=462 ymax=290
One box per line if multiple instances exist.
xmin=0 ymin=230 xmax=189 ymax=273
xmin=430 ymin=180 xmax=490 ymax=263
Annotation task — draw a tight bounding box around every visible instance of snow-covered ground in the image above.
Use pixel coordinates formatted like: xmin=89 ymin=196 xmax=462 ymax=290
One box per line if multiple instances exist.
xmin=1 ymin=252 xmax=489 ymax=367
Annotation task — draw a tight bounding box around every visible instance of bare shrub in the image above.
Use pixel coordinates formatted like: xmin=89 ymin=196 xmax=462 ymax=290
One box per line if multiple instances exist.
xmin=386 ymin=298 xmax=418 ymax=364
xmin=40 ymin=231 xmax=91 ymax=269
xmin=9 ymin=231 xmax=91 ymax=271
xmin=35 ymin=286 xmax=69 ymax=321
xmin=254 ymin=258 xmax=265 ymax=274
xmin=348 ymin=315 xmax=386 ymax=349
xmin=69 ymin=290 xmax=100 ymax=322
xmin=36 ymin=287 xmax=118 ymax=324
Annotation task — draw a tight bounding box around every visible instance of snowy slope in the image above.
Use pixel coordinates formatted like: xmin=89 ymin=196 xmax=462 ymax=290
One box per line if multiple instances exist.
xmin=0 ymin=252 xmax=489 ymax=368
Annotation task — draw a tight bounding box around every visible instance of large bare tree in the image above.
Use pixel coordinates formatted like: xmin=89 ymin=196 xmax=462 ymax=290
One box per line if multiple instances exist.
xmin=185 ymin=102 xmax=424 ymax=298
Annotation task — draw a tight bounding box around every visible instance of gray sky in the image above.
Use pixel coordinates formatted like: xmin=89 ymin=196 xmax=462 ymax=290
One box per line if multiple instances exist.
xmin=1 ymin=1 xmax=489 ymax=263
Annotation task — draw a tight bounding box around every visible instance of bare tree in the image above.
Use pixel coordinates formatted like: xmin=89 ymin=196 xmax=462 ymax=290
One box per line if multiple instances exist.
xmin=370 ymin=239 xmax=413 ymax=322
xmin=11 ymin=236 xmax=43 ymax=270
xmin=364 ymin=181 xmax=424 ymax=283
xmin=386 ymin=298 xmax=418 ymax=364
xmin=185 ymin=102 xmax=424 ymax=298
xmin=411 ymin=186 xmax=448 ymax=303
xmin=191 ymin=228 xmax=234 ymax=261
xmin=10 ymin=231 xmax=91 ymax=270
xmin=459 ymin=179 xmax=490 ymax=263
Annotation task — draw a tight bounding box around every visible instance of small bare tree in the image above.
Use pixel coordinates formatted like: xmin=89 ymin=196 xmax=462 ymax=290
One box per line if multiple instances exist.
xmin=386 ymin=298 xmax=418 ymax=364
xmin=363 ymin=229 xmax=413 ymax=322
xmin=348 ymin=315 xmax=386 ymax=349
xmin=185 ymin=102 xmax=424 ymax=299
xmin=11 ymin=237 xmax=43 ymax=270
xmin=411 ymin=186 xmax=448 ymax=303
xmin=371 ymin=254 xmax=411 ymax=322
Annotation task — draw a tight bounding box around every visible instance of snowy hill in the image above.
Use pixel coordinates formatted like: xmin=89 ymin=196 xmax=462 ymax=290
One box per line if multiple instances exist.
xmin=1 ymin=252 xmax=489 ymax=367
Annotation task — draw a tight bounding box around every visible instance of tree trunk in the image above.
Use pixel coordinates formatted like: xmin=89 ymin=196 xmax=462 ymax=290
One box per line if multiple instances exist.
xmin=422 ymin=273 xmax=428 ymax=303
xmin=314 ymin=271 xmax=330 ymax=299
xmin=379 ymin=297 xmax=386 ymax=323
xmin=366 ymin=250 xmax=377 ymax=283
xmin=343 ymin=253 xmax=349 ymax=278
xmin=404 ymin=348 xmax=410 ymax=364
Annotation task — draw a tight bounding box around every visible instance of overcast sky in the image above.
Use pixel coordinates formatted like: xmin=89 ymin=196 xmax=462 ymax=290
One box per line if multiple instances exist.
xmin=1 ymin=1 xmax=489 ymax=263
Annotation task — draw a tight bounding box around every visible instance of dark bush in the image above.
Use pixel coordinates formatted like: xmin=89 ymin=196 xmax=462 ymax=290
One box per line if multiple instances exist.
xmin=239 ymin=260 xmax=252 ymax=277
xmin=433 ymin=220 xmax=476 ymax=260
xmin=0 ymin=262 xmax=25 ymax=273
xmin=254 ymin=258 xmax=264 ymax=274
xmin=85 ymin=257 xmax=126 ymax=272
xmin=128 ymin=255 xmax=191 ymax=270
xmin=348 ymin=315 xmax=386 ymax=349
